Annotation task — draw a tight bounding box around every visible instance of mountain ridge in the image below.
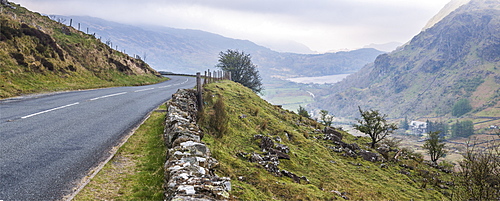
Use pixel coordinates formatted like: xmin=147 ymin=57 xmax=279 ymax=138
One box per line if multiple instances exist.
xmin=56 ymin=15 xmax=384 ymax=79
xmin=313 ymin=0 xmax=500 ymax=119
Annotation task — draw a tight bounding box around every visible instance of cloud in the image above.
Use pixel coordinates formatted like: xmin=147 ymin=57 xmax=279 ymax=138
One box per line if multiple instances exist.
xmin=10 ymin=0 xmax=449 ymax=52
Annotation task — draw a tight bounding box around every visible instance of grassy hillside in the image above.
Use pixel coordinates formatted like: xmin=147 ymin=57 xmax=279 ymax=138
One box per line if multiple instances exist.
xmin=0 ymin=1 xmax=165 ymax=98
xmin=199 ymin=81 xmax=453 ymax=200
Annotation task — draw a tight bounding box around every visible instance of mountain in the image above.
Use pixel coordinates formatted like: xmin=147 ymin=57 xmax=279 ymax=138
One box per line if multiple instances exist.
xmin=57 ymin=15 xmax=384 ymax=79
xmin=422 ymin=0 xmax=471 ymax=31
xmin=0 ymin=1 xmax=162 ymax=98
xmin=313 ymin=0 xmax=500 ymax=119
xmin=256 ymin=39 xmax=316 ymax=54
xmin=363 ymin=42 xmax=403 ymax=52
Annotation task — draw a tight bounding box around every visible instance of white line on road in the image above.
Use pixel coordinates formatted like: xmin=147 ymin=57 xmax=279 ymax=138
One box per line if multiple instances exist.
xmin=158 ymin=85 xmax=171 ymax=88
xmin=89 ymin=92 xmax=127 ymax=101
xmin=21 ymin=102 xmax=80 ymax=119
xmin=134 ymin=88 xmax=155 ymax=92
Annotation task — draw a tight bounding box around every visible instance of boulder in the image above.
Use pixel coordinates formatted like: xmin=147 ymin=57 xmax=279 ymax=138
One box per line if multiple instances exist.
xmin=359 ymin=150 xmax=384 ymax=162
xmin=259 ymin=136 xmax=274 ymax=152
xmin=323 ymin=127 xmax=343 ymax=142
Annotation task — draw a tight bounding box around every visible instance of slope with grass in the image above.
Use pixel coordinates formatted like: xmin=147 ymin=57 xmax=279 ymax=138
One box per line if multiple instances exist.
xmin=0 ymin=1 xmax=165 ymax=98
xmin=198 ymin=80 xmax=453 ymax=200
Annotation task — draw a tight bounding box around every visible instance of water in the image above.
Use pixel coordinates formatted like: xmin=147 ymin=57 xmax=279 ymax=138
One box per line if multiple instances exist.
xmin=287 ymin=74 xmax=350 ymax=84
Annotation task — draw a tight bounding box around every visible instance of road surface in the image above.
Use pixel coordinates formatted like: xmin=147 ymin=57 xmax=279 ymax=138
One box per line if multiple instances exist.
xmin=0 ymin=75 xmax=196 ymax=200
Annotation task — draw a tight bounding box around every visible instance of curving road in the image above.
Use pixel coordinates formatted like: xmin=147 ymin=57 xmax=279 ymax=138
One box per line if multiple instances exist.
xmin=0 ymin=75 xmax=196 ymax=200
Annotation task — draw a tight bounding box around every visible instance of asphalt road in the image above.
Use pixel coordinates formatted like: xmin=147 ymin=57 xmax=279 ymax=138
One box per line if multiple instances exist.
xmin=0 ymin=75 xmax=196 ymax=200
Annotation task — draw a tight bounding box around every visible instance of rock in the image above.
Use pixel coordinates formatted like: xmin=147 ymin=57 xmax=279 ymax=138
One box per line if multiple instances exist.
xmin=399 ymin=164 xmax=415 ymax=170
xmin=249 ymin=152 xmax=263 ymax=162
xmin=285 ymin=131 xmax=294 ymax=141
xmin=323 ymin=127 xmax=343 ymax=142
xmin=359 ymin=150 xmax=384 ymax=162
xmin=1 ymin=0 xmax=16 ymax=9
xmin=399 ymin=170 xmax=411 ymax=175
xmin=274 ymin=142 xmax=290 ymax=154
xmin=281 ymin=170 xmax=301 ymax=183
xmin=269 ymin=148 xmax=290 ymax=160
xmin=163 ymin=89 xmax=231 ymax=200
xmin=259 ymin=136 xmax=274 ymax=152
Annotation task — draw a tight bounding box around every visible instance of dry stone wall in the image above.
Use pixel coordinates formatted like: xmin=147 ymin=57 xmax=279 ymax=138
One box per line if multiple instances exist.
xmin=163 ymin=89 xmax=231 ymax=200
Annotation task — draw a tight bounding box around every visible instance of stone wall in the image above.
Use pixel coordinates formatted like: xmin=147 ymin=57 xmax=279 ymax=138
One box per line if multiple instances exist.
xmin=163 ymin=89 xmax=231 ymax=200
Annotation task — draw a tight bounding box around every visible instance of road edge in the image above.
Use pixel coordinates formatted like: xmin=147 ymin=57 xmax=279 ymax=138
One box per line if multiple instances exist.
xmin=61 ymin=100 xmax=168 ymax=201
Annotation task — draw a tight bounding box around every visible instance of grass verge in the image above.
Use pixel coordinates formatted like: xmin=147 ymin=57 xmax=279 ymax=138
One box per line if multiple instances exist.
xmin=73 ymin=104 xmax=167 ymax=200
xmin=0 ymin=71 xmax=168 ymax=99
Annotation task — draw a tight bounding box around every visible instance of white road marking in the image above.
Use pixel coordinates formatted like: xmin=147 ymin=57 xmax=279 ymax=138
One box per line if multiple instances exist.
xmin=89 ymin=92 xmax=127 ymax=101
xmin=158 ymin=85 xmax=171 ymax=88
xmin=134 ymin=88 xmax=155 ymax=92
xmin=21 ymin=102 xmax=80 ymax=119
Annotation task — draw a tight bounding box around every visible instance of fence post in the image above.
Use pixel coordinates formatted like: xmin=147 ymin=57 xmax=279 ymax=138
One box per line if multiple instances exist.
xmin=204 ymin=71 xmax=207 ymax=85
xmin=196 ymin=72 xmax=203 ymax=111
xmin=228 ymin=71 xmax=231 ymax=81
xmin=207 ymin=69 xmax=211 ymax=84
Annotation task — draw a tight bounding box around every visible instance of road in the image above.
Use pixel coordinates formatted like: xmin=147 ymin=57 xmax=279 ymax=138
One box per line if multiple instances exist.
xmin=0 ymin=75 xmax=196 ymax=200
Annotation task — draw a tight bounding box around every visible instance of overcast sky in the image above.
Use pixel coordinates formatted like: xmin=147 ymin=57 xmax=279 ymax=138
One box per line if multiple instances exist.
xmin=11 ymin=0 xmax=450 ymax=53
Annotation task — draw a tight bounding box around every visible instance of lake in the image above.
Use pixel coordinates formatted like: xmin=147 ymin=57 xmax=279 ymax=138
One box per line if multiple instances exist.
xmin=287 ymin=74 xmax=351 ymax=84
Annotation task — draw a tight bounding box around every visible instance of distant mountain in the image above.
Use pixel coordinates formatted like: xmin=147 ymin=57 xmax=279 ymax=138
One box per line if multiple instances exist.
xmin=256 ymin=39 xmax=316 ymax=54
xmin=314 ymin=0 xmax=500 ymax=119
xmin=363 ymin=42 xmax=403 ymax=52
xmin=58 ymin=15 xmax=384 ymax=79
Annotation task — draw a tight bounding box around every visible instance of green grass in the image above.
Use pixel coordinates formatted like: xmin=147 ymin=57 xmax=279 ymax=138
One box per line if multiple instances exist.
xmin=74 ymin=104 xmax=167 ymax=200
xmin=0 ymin=70 xmax=167 ymax=98
xmin=0 ymin=3 xmax=166 ymax=99
xmin=199 ymin=81 xmax=452 ymax=200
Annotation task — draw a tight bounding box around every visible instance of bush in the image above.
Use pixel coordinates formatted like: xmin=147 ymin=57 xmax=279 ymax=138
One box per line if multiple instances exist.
xmin=453 ymin=138 xmax=500 ymax=200
xmin=451 ymin=120 xmax=474 ymax=138
xmin=297 ymin=105 xmax=310 ymax=118
xmin=210 ymin=95 xmax=228 ymax=138
xmin=452 ymin=99 xmax=472 ymax=117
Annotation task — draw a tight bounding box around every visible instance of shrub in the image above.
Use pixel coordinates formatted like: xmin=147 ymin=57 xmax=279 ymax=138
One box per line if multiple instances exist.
xmin=297 ymin=105 xmax=310 ymax=118
xmin=210 ymin=95 xmax=228 ymax=138
xmin=452 ymin=99 xmax=472 ymax=117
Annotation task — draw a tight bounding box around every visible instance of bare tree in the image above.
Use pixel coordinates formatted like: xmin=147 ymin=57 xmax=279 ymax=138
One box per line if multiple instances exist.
xmin=353 ymin=106 xmax=398 ymax=148
xmin=452 ymin=134 xmax=500 ymax=200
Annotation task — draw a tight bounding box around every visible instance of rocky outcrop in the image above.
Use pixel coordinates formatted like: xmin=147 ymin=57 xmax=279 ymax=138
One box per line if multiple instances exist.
xmin=1 ymin=0 xmax=16 ymax=9
xmin=323 ymin=127 xmax=385 ymax=162
xmin=237 ymin=134 xmax=309 ymax=184
xmin=163 ymin=89 xmax=231 ymax=200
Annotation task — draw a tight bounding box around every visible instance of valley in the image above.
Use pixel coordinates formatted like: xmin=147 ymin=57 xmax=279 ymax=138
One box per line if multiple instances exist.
xmin=1 ymin=0 xmax=499 ymax=199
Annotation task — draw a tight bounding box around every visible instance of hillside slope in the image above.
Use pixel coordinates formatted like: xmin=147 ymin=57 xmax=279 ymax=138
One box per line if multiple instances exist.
xmin=314 ymin=0 xmax=500 ymax=119
xmin=199 ymin=80 xmax=452 ymax=200
xmin=57 ymin=15 xmax=384 ymax=79
xmin=0 ymin=1 xmax=163 ymax=98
